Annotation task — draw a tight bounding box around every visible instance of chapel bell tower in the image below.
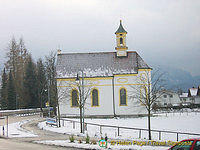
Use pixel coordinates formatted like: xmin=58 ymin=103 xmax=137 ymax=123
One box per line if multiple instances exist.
xmin=115 ymin=20 xmax=128 ymax=57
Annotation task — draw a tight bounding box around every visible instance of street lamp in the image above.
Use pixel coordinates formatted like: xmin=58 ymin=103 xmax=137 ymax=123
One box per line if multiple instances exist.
xmin=76 ymin=70 xmax=85 ymax=134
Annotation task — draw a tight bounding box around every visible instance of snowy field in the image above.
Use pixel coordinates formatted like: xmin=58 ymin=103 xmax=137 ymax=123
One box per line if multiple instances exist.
xmin=39 ymin=112 xmax=200 ymax=141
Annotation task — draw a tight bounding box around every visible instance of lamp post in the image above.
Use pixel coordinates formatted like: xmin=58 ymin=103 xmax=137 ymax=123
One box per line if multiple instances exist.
xmin=76 ymin=70 xmax=85 ymax=134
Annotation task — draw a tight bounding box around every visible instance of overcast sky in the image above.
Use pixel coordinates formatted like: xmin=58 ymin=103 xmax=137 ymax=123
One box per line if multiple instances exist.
xmin=0 ymin=0 xmax=200 ymax=76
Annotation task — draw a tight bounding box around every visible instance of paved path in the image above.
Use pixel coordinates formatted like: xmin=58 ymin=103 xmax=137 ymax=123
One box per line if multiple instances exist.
xmin=0 ymin=115 xmax=84 ymax=150
xmin=20 ymin=118 xmax=73 ymax=141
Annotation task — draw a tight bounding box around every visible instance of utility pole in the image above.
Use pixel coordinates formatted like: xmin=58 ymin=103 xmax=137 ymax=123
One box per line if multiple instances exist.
xmin=48 ymin=80 xmax=50 ymax=118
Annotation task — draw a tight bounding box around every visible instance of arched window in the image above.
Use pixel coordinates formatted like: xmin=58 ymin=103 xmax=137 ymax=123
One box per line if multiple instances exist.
xmin=120 ymin=88 xmax=127 ymax=106
xmin=120 ymin=37 xmax=123 ymax=44
xmin=91 ymin=89 xmax=99 ymax=106
xmin=71 ymin=89 xmax=78 ymax=107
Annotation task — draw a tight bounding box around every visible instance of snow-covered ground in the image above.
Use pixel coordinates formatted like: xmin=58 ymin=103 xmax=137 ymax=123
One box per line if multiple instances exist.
xmin=0 ymin=111 xmax=199 ymax=150
xmin=35 ymin=140 xmax=169 ymax=150
xmin=0 ymin=119 xmax=37 ymax=138
xmin=37 ymin=112 xmax=200 ymax=149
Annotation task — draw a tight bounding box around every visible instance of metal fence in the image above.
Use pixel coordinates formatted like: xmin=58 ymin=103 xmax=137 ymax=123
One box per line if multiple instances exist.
xmin=60 ymin=118 xmax=200 ymax=141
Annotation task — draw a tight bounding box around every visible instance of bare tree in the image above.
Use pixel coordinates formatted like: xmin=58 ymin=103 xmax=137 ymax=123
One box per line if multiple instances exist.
xmin=45 ymin=52 xmax=62 ymax=126
xmin=57 ymin=76 xmax=93 ymax=133
xmin=129 ymin=69 xmax=165 ymax=140
xmin=45 ymin=52 xmax=57 ymax=113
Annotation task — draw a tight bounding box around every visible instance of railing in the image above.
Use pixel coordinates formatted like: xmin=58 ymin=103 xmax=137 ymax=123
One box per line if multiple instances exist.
xmin=0 ymin=108 xmax=49 ymax=117
xmin=59 ymin=118 xmax=200 ymax=141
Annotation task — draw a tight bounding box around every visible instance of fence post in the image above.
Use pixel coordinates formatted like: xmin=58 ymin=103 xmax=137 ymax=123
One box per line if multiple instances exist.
xmin=2 ymin=126 xmax=4 ymax=136
xmin=73 ymin=121 xmax=75 ymax=129
xmin=177 ymin=133 xmax=179 ymax=141
xmin=62 ymin=120 xmax=64 ymax=127
xmin=100 ymin=126 xmax=102 ymax=134
xmin=6 ymin=116 xmax=8 ymax=137
xmin=159 ymin=131 xmax=161 ymax=140
xmin=139 ymin=130 xmax=141 ymax=139
xmin=85 ymin=123 xmax=87 ymax=131
xmin=118 ymin=127 xmax=120 ymax=136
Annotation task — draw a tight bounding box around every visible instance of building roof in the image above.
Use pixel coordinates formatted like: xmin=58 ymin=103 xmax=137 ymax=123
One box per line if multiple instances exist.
xmin=56 ymin=51 xmax=151 ymax=78
xmin=179 ymin=92 xmax=188 ymax=98
xmin=115 ymin=20 xmax=127 ymax=34
xmin=188 ymin=88 xmax=198 ymax=97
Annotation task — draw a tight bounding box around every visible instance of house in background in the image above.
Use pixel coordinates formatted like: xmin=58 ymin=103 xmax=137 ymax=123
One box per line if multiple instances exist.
xmin=188 ymin=87 xmax=200 ymax=106
xmin=179 ymin=92 xmax=190 ymax=106
xmin=179 ymin=86 xmax=200 ymax=107
xmin=56 ymin=21 xmax=152 ymax=118
xmin=154 ymin=86 xmax=200 ymax=109
xmin=155 ymin=90 xmax=181 ymax=108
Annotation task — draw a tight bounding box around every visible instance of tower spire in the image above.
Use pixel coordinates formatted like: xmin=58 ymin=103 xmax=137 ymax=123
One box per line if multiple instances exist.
xmin=115 ymin=20 xmax=128 ymax=57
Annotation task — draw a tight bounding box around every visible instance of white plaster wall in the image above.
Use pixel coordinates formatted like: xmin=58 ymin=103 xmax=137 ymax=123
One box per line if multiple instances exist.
xmin=58 ymin=79 xmax=114 ymax=117
xmin=58 ymin=70 xmax=150 ymax=117
xmin=84 ymin=79 xmax=114 ymax=116
xmin=114 ymin=71 xmax=148 ymax=116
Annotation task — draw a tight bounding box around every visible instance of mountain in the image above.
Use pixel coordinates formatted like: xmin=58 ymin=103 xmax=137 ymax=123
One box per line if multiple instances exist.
xmin=151 ymin=64 xmax=200 ymax=92
xmin=194 ymin=76 xmax=200 ymax=83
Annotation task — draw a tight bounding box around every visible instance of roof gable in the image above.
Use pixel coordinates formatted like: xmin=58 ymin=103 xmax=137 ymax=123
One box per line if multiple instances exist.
xmin=188 ymin=88 xmax=198 ymax=97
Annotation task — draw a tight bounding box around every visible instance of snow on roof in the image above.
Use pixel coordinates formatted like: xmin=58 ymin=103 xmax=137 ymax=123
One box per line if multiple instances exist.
xmin=189 ymin=88 xmax=198 ymax=96
xmin=180 ymin=93 xmax=188 ymax=98
xmin=56 ymin=51 xmax=151 ymax=78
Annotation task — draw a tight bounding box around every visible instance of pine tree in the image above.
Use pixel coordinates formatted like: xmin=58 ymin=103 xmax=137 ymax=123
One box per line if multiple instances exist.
xmin=5 ymin=37 xmax=19 ymax=78
xmin=24 ymin=55 xmax=39 ymax=108
xmin=0 ymin=68 xmax=8 ymax=109
xmin=7 ymin=70 xmax=16 ymax=110
xmin=15 ymin=38 xmax=29 ymax=108
xmin=5 ymin=37 xmax=29 ymax=109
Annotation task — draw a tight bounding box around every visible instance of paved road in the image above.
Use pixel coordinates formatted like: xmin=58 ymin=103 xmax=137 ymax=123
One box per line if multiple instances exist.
xmin=0 ymin=138 xmax=76 ymax=150
xmin=0 ymin=115 xmax=84 ymax=150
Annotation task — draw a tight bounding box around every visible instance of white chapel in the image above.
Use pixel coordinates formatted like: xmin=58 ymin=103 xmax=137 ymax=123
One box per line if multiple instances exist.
xmin=56 ymin=21 xmax=152 ymax=117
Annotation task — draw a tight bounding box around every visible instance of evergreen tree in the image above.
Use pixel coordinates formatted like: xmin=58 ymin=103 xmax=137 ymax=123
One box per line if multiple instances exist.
xmin=5 ymin=37 xmax=19 ymax=78
xmin=24 ymin=55 xmax=39 ymax=108
xmin=5 ymin=37 xmax=29 ymax=108
xmin=7 ymin=70 xmax=16 ymax=110
xmin=0 ymin=68 xmax=8 ymax=109
xmin=15 ymin=38 xmax=29 ymax=108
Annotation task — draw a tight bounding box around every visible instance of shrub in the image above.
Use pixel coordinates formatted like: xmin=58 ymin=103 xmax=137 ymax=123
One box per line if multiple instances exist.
xmin=91 ymin=140 xmax=97 ymax=145
xmin=78 ymin=139 xmax=82 ymax=143
xmin=86 ymin=134 xmax=90 ymax=144
xmin=69 ymin=135 xmax=75 ymax=143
